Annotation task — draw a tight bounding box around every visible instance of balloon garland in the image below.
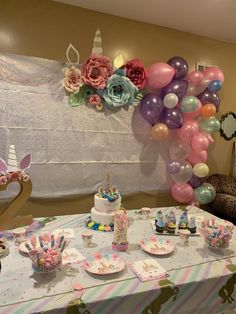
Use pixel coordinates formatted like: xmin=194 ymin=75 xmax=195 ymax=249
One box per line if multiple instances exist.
xmin=62 ymin=29 xmax=223 ymax=206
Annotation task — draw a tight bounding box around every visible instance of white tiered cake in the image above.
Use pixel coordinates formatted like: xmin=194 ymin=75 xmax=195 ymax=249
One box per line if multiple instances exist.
xmin=86 ymin=176 xmax=122 ymax=232
xmin=91 ymin=190 xmax=121 ymax=225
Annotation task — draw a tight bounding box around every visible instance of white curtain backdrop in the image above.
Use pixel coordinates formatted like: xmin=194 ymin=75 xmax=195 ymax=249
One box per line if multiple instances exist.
xmin=0 ymin=53 xmax=172 ymax=198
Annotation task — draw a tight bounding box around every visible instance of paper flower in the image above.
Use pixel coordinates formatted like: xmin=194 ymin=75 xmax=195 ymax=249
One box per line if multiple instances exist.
xmin=63 ymin=66 xmax=82 ymax=93
xmin=88 ymin=94 xmax=101 ymax=106
xmin=69 ymin=84 xmax=96 ymax=107
xmin=100 ymin=74 xmax=138 ymax=109
xmin=125 ymin=59 xmax=147 ymax=89
xmin=81 ymin=54 xmax=113 ymax=89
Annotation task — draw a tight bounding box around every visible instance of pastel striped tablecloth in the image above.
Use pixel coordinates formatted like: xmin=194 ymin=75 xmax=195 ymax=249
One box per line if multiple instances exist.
xmin=0 ymin=207 xmax=236 ymax=314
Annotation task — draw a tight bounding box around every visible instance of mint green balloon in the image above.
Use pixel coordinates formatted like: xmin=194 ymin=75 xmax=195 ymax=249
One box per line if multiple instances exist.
xmin=180 ymin=96 xmax=198 ymax=112
xmin=199 ymin=117 xmax=220 ymax=134
xmin=202 ymin=183 xmax=216 ymax=199
xmin=194 ymin=185 xmax=215 ymax=204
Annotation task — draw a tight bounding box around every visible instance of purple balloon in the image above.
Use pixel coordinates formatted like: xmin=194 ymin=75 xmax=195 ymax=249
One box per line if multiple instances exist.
xmin=188 ymin=175 xmax=206 ymax=188
xmin=167 ymin=56 xmax=188 ymax=79
xmin=161 ymin=79 xmax=188 ymax=102
xmin=140 ymin=93 xmax=164 ymax=125
xmin=162 ymin=107 xmax=183 ymax=129
xmin=197 ymin=89 xmax=220 ymax=111
xmin=166 ymin=160 xmax=181 ymax=174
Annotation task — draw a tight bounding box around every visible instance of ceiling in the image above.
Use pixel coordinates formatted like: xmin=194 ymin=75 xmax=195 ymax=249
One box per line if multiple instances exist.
xmin=54 ymin=0 xmax=236 ymax=43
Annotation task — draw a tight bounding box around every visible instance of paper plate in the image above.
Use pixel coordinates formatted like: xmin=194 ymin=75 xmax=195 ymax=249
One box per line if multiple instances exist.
xmin=0 ymin=240 xmax=9 ymax=257
xmin=19 ymin=240 xmax=40 ymax=255
xmin=140 ymin=236 xmax=175 ymax=256
xmin=84 ymin=252 xmax=125 ymax=275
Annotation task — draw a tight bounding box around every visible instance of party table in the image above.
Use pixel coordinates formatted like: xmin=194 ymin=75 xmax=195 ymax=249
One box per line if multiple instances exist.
xmin=0 ymin=206 xmax=236 ymax=314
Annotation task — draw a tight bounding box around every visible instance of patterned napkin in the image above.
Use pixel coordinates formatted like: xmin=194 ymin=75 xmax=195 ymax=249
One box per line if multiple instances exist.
xmin=129 ymin=259 xmax=168 ymax=282
xmin=53 ymin=228 xmax=75 ymax=239
xmin=62 ymin=248 xmax=85 ymax=265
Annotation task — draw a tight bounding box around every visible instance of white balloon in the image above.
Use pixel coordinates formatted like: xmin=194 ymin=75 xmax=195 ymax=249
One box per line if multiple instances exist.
xmin=163 ymin=93 xmax=178 ymax=108
xmin=193 ymin=163 xmax=209 ymax=177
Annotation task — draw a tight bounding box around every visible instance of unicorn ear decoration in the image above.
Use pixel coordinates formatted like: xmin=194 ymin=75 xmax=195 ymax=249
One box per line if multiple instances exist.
xmin=92 ymin=28 xmax=103 ymax=56
xmin=19 ymin=154 xmax=31 ymax=171
xmin=66 ymin=43 xmax=80 ymax=65
xmin=0 ymin=158 xmax=7 ymax=174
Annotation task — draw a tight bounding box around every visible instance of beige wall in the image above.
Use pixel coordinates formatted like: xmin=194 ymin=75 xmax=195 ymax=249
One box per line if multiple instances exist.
xmin=0 ymin=0 xmax=235 ymax=215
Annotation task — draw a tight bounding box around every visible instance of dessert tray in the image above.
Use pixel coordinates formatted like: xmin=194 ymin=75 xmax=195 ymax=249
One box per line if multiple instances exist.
xmin=140 ymin=236 xmax=175 ymax=256
xmin=84 ymin=252 xmax=125 ymax=275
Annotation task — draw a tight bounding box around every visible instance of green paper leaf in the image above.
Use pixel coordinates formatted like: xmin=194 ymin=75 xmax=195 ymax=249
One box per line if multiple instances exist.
xmin=69 ymin=93 xmax=81 ymax=107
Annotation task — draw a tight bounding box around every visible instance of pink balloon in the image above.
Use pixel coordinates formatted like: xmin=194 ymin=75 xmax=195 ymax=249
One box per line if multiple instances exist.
xmin=176 ymin=119 xmax=199 ymax=141
xmin=171 ymin=183 xmax=193 ymax=203
xmin=187 ymin=71 xmax=203 ymax=86
xmin=202 ymin=132 xmax=214 ymax=145
xmin=191 ymin=133 xmax=209 ymax=151
xmin=182 ymin=100 xmax=202 ymax=119
xmin=203 ymin=67 xmax=224 ymax=83
xmin=147 ymin=62 xmax=175 ymax=89
xmin=187 ymin=149 xmax=207 ymax=165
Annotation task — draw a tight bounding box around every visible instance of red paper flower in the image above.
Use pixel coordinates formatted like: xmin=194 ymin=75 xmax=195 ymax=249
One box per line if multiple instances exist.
xmin=125 ymin=59 xmax=147 ymax=89
xmin=81 ymin=54 xmax=113 ymax=89
xmin=88 ymin=94 xmax=101 ymax=106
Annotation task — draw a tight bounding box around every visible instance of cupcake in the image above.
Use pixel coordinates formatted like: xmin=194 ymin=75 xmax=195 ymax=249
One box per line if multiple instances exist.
xmin=178 ymin=210 xmax=188 ymax=230
xmin=188 ymin=217 xmax=197 ymax=234
xmin=155 ymin=210 xmax=165 ymax=233
xmin=165 ymin=211 xmax=176 ymax=234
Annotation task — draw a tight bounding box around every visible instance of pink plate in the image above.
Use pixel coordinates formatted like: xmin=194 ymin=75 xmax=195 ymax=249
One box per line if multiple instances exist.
xmin=140 ymin=236 xmax=175 ymax=256
xmin=84 ymin=252 xmax=125 ymax=275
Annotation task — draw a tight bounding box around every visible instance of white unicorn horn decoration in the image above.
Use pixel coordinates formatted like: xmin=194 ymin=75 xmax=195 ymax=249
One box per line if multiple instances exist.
xmin=92 ymin=28 xmax=103 ymax=56
xmin=7 ymin=144 xmax=18 ymax=172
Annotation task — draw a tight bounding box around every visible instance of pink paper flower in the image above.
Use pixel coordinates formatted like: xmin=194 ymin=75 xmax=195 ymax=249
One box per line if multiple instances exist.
xmin=88 ymin=94 xmax=101 ymax=106
xmin=81 ymin=54 xmax=113 ymax=89
xmin=125 ymin=59 xmax=147 ymax=89
xmin=63 ymin=66 xmax=82 ymax=93
xmin=0 ymin=175 xmax=7 ymax=185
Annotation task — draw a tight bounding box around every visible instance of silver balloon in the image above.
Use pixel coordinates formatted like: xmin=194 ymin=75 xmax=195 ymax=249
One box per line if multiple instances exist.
xmin=169 ymin=139 xmax=191 ymax=161
xmin=170 ymin=161 xmax=193 ymax=184
xmin=163 ymin=93 xmax=179 ymax=108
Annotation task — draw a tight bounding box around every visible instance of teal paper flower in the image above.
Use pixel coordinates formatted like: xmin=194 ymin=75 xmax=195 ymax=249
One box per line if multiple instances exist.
xmin=99 ymin=74 xmax=138 ymax=109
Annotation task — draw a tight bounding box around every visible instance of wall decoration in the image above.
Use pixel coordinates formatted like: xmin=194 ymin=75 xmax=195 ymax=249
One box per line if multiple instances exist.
xmin=0 ymin=30 xmax=224 ymax=206
xmin=61 ymin=29 xmax=225 ymax=205
xmin=62 ymin=28 xmax=144 ymax=111
xmin=220 ymin=112 xmax=236 ymax=140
